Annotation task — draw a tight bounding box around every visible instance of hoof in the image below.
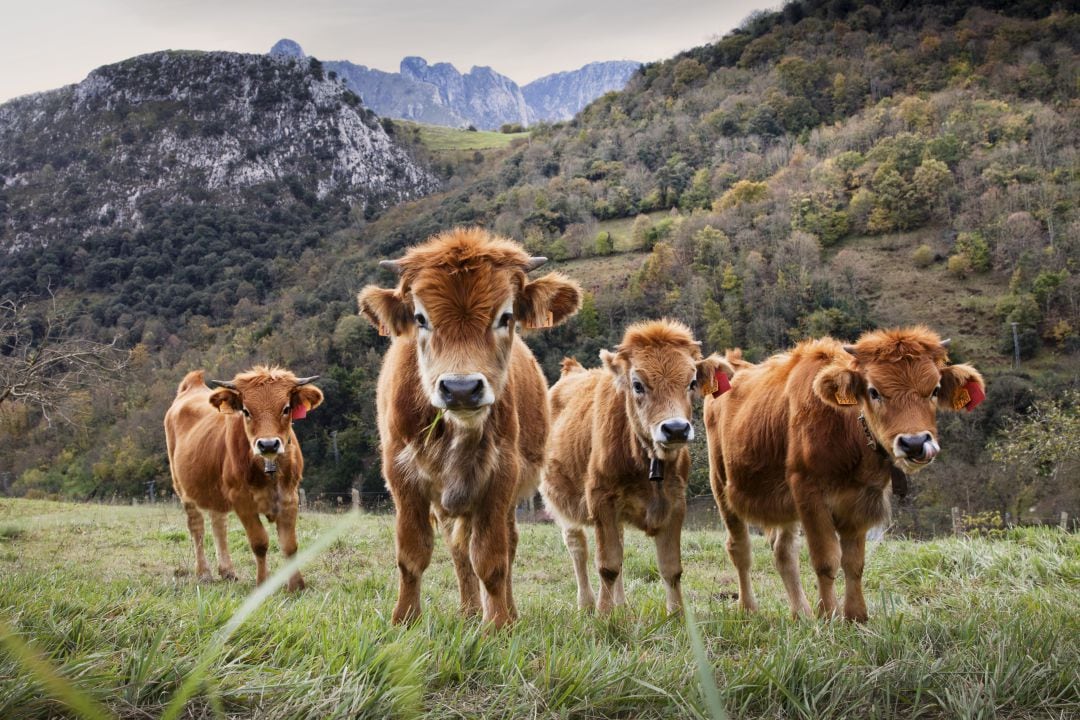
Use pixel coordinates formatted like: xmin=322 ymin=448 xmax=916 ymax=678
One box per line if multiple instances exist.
xmin=219 ymin=568 xmax=238 ymax=581
xmin=196 ymin=571 xmax=214 ymax=583
xmin=286 ymin=575 xmax=306 ymax=592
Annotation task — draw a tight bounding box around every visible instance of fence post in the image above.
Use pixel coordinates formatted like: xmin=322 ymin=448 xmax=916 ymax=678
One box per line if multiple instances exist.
xmin=351 ymin=488 xmax=360 ymax=512
xmin=1061 ymin=512 xmax=1069 ymax=532
xmin=131 ymin=497 xmax=138 ymax=507
xmin=951 ymin=506 xmax=962 ymax=536
xmin=298 ymin=488 xmax=307 ymax=509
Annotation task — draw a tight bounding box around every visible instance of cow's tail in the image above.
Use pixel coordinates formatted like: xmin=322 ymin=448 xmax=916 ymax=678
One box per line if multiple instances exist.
xmin=560 ymin=357 xmax=584 ymax=377
xmin=176 ymin=370 xmax=206 ymax=396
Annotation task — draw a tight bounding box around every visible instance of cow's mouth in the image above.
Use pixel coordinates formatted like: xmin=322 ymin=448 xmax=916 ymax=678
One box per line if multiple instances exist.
xmin=445 ymin=407 xmax=489 ymax=427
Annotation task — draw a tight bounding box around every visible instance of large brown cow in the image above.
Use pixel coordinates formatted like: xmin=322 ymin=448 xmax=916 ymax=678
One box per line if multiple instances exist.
xmin=705 ymin=327 xmax=985 ymax=621
xmin=541 ymin=320 xmax=734 ymax=614
xmin=357 ymin=227 xmax=581 ymax=627
xmin=164 ymin=366 xmax=323 ymax=590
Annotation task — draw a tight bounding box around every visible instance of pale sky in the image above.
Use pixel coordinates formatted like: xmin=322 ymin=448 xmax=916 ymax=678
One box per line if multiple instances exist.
xmin=0 ymin=0 xmax=778 ymax=102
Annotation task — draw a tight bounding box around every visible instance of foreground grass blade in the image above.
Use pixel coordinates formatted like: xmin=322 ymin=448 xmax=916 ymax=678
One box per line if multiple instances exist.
xmin=161 ymin=510 xmax=359 ymax=720
xmin=683 ymin=602 xmax=728 ymax=720
xmin=0 ymin=617 xmax=114 ymax=720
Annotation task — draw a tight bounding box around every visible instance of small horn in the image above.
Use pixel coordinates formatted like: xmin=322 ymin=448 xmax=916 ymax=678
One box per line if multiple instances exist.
xmin=524 ymin=256 xmax=547 ymax=272
xmin=940 ymin=338 xmax=951 ymax=348
xmin=843 ymin=345 xmax=858 ymax=356
xmin=379 ymin=259 xmax=403 ymax=274
xmin=294 ymin=375 xmax=320 ymax=385
xmin=207 ymin=379 xmax=236 ymax=390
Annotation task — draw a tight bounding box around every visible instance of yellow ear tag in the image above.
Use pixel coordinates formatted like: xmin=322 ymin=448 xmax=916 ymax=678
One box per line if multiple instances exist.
xmin=952 ymin=386 xmax=971 ymax=411
xmin=700 ymin=374 xmax=718 ymax=398
xmin=835 ymin=390 xmax=857 ymax=406
xmin=543 ymin=311 xmax=554 ymax=328
xmin=378 ymin=322 xmax=390 ymax=337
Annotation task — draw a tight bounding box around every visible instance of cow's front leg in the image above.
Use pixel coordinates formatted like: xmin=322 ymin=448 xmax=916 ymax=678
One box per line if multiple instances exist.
xmin=792 ymin=472 xmax=841 ymax=618
xmin=592 ymin=500 xmax=624 ymax=614
xmin=209 ymin=511 xmax=237 ymax=580
xmin=233 ymin=505 xmax=271 ymax=585
xmin=435 ymin=509 xmax=480 ymax=616
xmin=714 ymin=473 xmax=757 ymax=611
xmin=839 ymin=528 xmax=867 ymax=622
xmin=470 ymin=502 xmax=512 ymax=628
xmin=391 ymin=487 xmax=434 ymax=624
xmin=182 ymin=501 xmax=212 ymax=582
xmin=275 ymin=495 xmax=305 ymax=592
xmin=653 ymin=508 xmax=685 ymax=613
xmin=505 ymin=503 xmax=520 ymax=621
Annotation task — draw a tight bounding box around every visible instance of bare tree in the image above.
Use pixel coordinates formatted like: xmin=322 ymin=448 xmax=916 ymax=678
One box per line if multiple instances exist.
xmin=0 ymin=295 xmax=127 ymax=426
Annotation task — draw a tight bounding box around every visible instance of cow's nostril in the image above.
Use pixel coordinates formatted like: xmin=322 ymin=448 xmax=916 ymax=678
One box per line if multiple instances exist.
xmin=897 ymin=433 xmax=931 ymax=458
xmin=660 ymin=419 xmax=691 ymax=442
xmin=256 ymin=438 xmax=281 ymax=454
xmin=439 ymin=375 xmax=488 ymax=408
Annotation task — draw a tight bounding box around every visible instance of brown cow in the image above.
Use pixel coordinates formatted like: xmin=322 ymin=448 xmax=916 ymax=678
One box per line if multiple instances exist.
xmin=164 ymin=366 xmax=323 ymax=590
xmin=705 ymin=327 xmax=985 ymax=621
xmin=357 ymin=227 xmax=581 ymax=627
xmin=541 ymin=320 xmax=734 ymax=614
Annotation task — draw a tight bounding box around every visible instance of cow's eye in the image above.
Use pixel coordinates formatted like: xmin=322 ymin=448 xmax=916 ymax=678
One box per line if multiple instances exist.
xmin=689 ymin=379 xmax=697 ymax=392
xmin=241 ymin=407 xmax=251 ymax=418
xmin=632 ymin=380 xmax=645 ymax=395
xmin=497 ymin=312 xmax=513 ymax=329
xmin=414 ymin=313 xmax=428 ymax=329
xmin=931 ymin=386 xmax=940 ymax=399
xmin=282 ymin=405 xmax=290 ymax=416
xmin=868 ymin=387 xmax=881 ymax=401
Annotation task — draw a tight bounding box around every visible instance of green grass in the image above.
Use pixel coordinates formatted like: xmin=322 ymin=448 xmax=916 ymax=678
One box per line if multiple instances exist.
xmin=397 ymin=121 xmax=529 ymax=152
xmin=0 ymin=498 xmax=1077 ymax=719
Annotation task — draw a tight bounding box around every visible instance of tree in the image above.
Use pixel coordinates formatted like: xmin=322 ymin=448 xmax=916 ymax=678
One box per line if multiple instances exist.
xmin=0 ymin=297 xmax=127 ymax=426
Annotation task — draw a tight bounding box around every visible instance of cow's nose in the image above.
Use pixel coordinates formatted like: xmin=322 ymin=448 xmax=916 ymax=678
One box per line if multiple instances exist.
xmin=896 ymin=432 xmax=932 ymax=459
xmin=660 ymin=418 xmax=692 ymax=443
xmin=256 ymin=438 xmax=282 ymax=455
xmin=438 ymin=375 xmax=488 ymax=409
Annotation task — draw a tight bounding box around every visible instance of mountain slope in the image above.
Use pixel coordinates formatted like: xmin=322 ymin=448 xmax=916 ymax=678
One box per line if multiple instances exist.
xmin=523 ymin=61 xmax=640 ymax=122
xmin=0 ymin=50 xmax=436 ymax=254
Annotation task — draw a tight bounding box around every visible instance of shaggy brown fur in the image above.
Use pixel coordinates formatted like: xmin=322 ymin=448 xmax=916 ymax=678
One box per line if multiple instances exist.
xmin=705 ymin=326 xmax=984 ymax=621
xmin=541 ymin=319 xmax=734 ymax=613
xmin=357 ymin=227 xmax=581 ymax=628
xmin=164 ymin=366 xmax=323 ymax=590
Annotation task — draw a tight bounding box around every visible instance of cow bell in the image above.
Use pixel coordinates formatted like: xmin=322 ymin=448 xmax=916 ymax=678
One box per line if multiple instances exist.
xmin=649 ymin=457 xmax=664 ymax=482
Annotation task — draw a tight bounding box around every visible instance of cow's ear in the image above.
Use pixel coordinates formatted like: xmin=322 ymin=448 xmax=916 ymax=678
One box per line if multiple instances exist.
xmin=357 ymin=285 xmax=412 ymax=336
xmin=813 ymin=364 xmax=865 ymax=408
xmin=209 ymin=388 xmax=241 ymax=414
xmin=696 ymin=354 xmax=735 ymax=397
xmin=600 ymin=348 xmax=629 ymax=390
xmin=517 ymin=272 xmax=582 ymax=329
xmin=939 ymin=363 xmax=986 ymax=412
xmin=291 ymin=383 xmax=324 ymax=415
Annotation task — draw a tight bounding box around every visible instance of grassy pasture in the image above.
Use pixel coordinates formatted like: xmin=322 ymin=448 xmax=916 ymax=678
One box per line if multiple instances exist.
xmin=0 ymin=498 xmax=1077 ymax=719
xmin=396 ymin=121 xmax=530 ymax=152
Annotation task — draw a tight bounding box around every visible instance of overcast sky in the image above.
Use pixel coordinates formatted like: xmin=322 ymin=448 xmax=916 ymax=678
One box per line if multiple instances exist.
xmin=0 ymin=0 xmax=779 ymax=102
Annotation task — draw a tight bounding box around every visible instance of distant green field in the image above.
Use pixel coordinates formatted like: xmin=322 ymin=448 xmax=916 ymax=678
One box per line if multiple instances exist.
xmin=1 ymin=498 xmax=1077 ymax=719
xmin=396 ymin=121 xmax=530 ymax=152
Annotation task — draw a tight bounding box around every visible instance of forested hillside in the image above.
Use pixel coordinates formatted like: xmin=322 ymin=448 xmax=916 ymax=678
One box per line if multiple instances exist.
xmin=1 ymin=0 xmax=1076 ymax=527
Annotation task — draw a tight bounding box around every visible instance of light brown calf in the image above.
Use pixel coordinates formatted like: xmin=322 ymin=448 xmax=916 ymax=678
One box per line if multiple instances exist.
xmin=164 ymin=366 xmax=323 ymax=590
xmin=541 ymin=320 xmax=733 ymax=613
xmin=705 ymin=327 xmax=985 ymax=621
xmin=358 ymin=227 xmax=581 ymax=627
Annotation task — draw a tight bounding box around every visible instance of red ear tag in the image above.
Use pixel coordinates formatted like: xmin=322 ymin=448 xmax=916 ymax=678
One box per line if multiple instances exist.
xmin=712 ymin=369 xmax=731 ymax=398
xmin=291 ymin=403 xmax=308 ymax=420
xmin=963 ymin=381 xmax=984 ymax=411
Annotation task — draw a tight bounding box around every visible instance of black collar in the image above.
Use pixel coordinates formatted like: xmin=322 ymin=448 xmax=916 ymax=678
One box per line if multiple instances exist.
xmin=859 ymin=413 xmax=908 ymax=498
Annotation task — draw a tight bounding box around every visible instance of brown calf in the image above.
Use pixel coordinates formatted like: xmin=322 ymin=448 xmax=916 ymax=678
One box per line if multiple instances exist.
xmin=541 ymin=320 xmax=734 ymax=613
xmin=164 ymin=366 xmax=323 ymax=590
xmin=358 ymin=227 xmax=581 ymax=627
xmin=705 ymin=327 xmax=985 ymax=621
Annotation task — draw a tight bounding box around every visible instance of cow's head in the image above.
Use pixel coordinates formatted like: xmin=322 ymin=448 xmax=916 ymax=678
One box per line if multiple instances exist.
xmin=602 ymin=319 xmax=734 ymax=462
xmin=207 ymin=366 xmax=323 ymax=461
xmin=813 ymin=327 xmax=985 ymax=474
xmin=358 ymin=228 xmax=581 ymax=429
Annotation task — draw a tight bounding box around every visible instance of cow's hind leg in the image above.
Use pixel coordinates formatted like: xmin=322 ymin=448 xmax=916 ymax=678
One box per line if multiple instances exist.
xmin=437 ymin=511 xmax=480 ymax=616
xmin=275 ymin=496 xmax=305 ymax=592
xmin=772 ymin=524 xmax=812 ymax=617
xmin=561 ymin=524 xmax=595 ymax=611
xmin=653 ymin=508 xmax=686 ymax=613
xmin=182 ymin=501 xmax=212 ymax=582
xmin=209 ymin=511 xmax=237 ymax=581
xmin=839 ymin=528 xmax=868 ymax=622
xmin=505 ymin=505 xmax=520 ymax=621
xmin=714 ymin=485 xmax=757 ymax=612
xmin=613 ymin=525 xmax=626 ymax=606
xmin=234 ymin=506 xmax=271 ymax=586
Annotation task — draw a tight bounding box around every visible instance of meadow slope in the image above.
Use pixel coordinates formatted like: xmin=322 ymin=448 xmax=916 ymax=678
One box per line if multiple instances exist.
xmin=0 ymin=499 xmax=1077 ymax=719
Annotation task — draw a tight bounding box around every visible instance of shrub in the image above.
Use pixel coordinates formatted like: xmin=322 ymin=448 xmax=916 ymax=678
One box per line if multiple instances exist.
xmin=912 ymin=244 xmax=935 ymax=267
xmin=715 ymin=180 xmax=768 ymax=210
xmin=947 ymin=253 xmax=972 ymax=278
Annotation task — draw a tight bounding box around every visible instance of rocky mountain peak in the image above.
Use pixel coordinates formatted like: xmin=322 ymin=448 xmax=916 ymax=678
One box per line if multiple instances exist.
xmin=269 ymin=38 xmax=305 ymax=59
